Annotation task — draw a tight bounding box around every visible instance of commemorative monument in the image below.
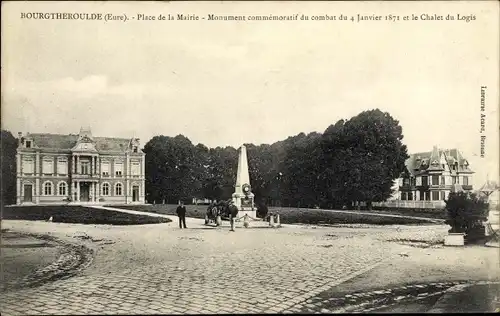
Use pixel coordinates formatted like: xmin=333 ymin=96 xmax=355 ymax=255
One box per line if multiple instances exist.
xmin=232 ymin=144 xmax=256 ymax=219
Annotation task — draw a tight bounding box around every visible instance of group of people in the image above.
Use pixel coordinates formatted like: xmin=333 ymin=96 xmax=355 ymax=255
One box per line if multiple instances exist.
xmin=175 ymin=198 xmax=269 ymax=229
xmin=176 ymin=199 xmax=236 ymax=229
xmin=208 ymin=199 xmax=234 ymax=210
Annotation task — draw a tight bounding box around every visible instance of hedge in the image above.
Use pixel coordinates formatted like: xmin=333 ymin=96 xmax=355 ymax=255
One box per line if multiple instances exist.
xmin=2 ymin=205 xmax=172 ymax=225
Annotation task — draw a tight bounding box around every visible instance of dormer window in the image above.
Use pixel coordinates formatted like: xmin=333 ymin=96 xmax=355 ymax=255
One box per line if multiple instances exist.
xmin=133 ymin=146 xmax=138 ymax=153
xmin=26 ymin=140 xmax=32 ymax=148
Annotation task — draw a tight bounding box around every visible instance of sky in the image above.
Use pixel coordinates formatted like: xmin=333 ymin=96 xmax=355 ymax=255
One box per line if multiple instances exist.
xmin=1 ymin=1 xmax=499 ymax=190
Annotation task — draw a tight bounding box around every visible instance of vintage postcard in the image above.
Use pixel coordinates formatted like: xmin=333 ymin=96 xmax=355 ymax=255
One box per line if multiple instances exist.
xmin=1 ymin=0 xmax=499 ymax=314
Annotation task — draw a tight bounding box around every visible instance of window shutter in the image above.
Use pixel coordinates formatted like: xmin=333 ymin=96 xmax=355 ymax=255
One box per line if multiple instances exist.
xmin=43 ymin=159 xmax=54 ymax=174
xmin=102 ymin=162 xmax=110 ymax=176
xmin=57 ymin=159 xmax=68 ymax=175
xmin=115 ymin=162 xmax=123 ymax=176
xmin=23 ymin=158 xmax=34 ymax=174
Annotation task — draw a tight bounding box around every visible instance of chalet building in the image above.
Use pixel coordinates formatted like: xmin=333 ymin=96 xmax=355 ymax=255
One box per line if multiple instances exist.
xmin=16 ymin=127 xmax=145 ymax=205
xmin=397 ymin=146 xmax=474 ymax=202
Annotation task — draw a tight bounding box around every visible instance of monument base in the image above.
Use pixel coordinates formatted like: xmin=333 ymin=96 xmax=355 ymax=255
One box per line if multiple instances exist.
xmin=238 ymin=210 xmax=257 ymax=219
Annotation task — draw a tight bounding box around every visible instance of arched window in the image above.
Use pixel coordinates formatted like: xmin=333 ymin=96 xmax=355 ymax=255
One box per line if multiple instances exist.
xmin=115 ymin=183 xmax=123 ymax=196
xmin=58 ymin=182 xmax=67 ymax=196
xmin=44 ymin=182 xmax=53 ymax=195
xmin=102 ymin=183 xmax=110 ymax=196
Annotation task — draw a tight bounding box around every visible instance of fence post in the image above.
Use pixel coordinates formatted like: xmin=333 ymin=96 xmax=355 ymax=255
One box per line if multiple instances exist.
xmin=269 ymin=214 xmax=275 ymax=227
xmin=243 ymin=214 xmax=250 ymax=228
xmin=230 ymin=214 xmax=235 ymax=231
xmin=275 ymin=214 xmax=281 ymax=228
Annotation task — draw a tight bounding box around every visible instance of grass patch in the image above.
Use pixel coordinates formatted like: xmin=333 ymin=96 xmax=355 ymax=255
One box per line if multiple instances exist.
xmin=107 ymin=204 xmax=207 ymax=219
xmin=1 ymin=205 xmax=172 ymax=226
xmin=371 ymin=207 xmax=447 ymax=220
xmin=269 ymin=207 xmax=434 ymax=225
xmin=110 ymin=204 xmax=437 ymax=225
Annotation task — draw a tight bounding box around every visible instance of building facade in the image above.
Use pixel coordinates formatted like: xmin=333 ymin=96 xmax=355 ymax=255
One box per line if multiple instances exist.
xmin=397 ymin=146 xmax=474 ymax=203
xmin=16 ymin=127 xmax=145 ymax=205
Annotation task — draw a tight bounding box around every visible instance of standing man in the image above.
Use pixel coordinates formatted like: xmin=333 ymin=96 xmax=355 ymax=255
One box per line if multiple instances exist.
xmin=176 ymin=201 xmax=187 ymax=229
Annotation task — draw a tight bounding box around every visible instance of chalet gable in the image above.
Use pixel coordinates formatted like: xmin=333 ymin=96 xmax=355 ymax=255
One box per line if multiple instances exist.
xmin=439 ymin=152 xmax=450 ymax=172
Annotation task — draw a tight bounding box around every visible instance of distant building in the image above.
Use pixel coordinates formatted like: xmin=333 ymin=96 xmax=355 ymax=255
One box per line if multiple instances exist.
xmin=398 ymin=146 xmax=474 ymax=202
xmin=374 ymin=146 xmax=474 ymax=209
xmin=192 ymin=197 xmax=212 ymax=205
xmin=388 ymin=180 xmax=400 ymax=200
xmin=16 ymin=127 xmax=145 ymax=205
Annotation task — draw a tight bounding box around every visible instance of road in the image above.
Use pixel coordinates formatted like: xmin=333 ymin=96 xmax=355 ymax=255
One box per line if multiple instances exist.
xmin=0 ymin=209 xmax=497 ymax=315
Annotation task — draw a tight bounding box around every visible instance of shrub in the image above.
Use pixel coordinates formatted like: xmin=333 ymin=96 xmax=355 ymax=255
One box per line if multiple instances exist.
xmin=445 ymin=192 xmax=488 ymax=235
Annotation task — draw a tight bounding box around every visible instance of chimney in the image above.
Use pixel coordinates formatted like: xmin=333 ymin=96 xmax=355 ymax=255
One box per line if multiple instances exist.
xmin=18 ymin=132 xmax=22 ymax=146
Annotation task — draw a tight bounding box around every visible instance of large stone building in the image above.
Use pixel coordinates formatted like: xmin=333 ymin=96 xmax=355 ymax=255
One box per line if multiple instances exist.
xmin=16 ymin=127 xmax=145 ymax=205
xmin=397 ymin=146 xmax=474 ymax=202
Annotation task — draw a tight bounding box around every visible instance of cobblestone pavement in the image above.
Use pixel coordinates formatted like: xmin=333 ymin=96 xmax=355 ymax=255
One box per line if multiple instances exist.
xmin=1 ymin=230 xmax=59 ymax=287
xmin=293 ymin=280 xmax=500 ymax=313
xmin=1 ymin=230 xmax=93 ymax=292
xmin=0 ymin=217 xmax=468 ymax=315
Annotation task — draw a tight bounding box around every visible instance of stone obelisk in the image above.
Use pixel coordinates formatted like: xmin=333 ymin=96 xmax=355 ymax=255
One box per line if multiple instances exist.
xmin=232 ymin=144 xmax=256 ymax=218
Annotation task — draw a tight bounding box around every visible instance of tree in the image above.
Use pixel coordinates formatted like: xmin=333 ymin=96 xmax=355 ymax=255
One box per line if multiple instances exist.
xmin=201 ymin=146 xmax=238 ymax=201
xmin=318 ymin=120 xmax=350 ymax=208
xmin=340 ymin=109 xmax=408 ymax=209
xmin=281 ymin=132 xmax=322 ymax=208
xmin=1 ymin=130 xmax=17 ymax=206
xmin=142 ymin=108 xmax=408 ymax=209
xmin=246 ymin=143 xmax=275 ymax=203
xmin=193 ymin=143 xmax=210 ymax=199
xmin=201 ymin=146 xmax=224 ymax=201
xmin=143 ymin=134 xmax=199 ymax=204
xmin=445 ymin=192 xmax=489 ymax=235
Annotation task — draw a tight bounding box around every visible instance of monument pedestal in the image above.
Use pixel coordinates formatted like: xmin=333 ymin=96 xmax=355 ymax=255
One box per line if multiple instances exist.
xmin=232 ymin=192 xmax=257 ymax=219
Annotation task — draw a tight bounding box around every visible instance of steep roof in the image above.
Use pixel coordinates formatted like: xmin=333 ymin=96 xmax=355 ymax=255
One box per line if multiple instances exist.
xmin=404 ymin=147 xmax=473 ymax=176
xmin=427 ymin=146 xmax=443 ymax=171
xmin=24 ymin=133 xmax=134 ymax=153
xmin=479 ymin=180 xmax=499 ymax=193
